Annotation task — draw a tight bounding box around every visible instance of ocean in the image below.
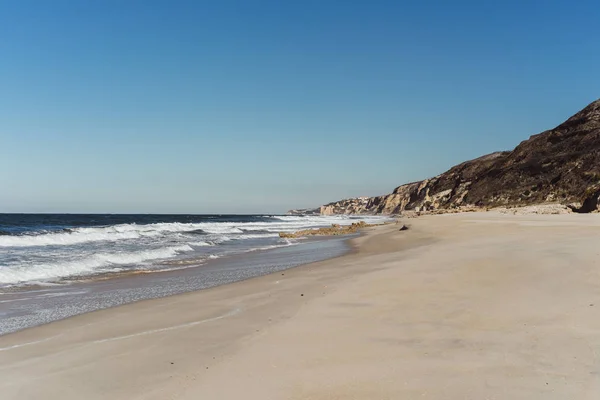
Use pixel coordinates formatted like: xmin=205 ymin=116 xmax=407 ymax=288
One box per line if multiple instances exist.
xmin=0 ymin=213 xmax=389 ymax=334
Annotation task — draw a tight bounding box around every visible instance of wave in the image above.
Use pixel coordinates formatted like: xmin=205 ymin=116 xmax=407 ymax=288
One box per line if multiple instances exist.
xmin=0 ymin=245 xmax=194 ymax=285
xmin=0 ymin=216 xmax=394 ymax=252
xmin=239 ymin=228 xmax=272 ymax=234
xmin=245 ymin=241 xmax=296 ymax=253
xmin=0 ymin=219 xmax=310 ymax=248
xmin=0 ymin=223 xmax=238 ymax=248
xmin=188 ymin=241 xmax=214 ymax=246
xmin=235 ymin=233 xmax=280 ymax=240
xmin=0 ymin=227 xmax=160 ymax=247
xmin=186 ymin=229 xmax=208 ymax=235
xmin=0 ymin=216 xmax=385 ymax=248
xmin=271 ymin=215 xmax=350 ymax=222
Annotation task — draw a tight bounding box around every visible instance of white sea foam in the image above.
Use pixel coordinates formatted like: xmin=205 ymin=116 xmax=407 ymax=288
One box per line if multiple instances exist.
xmin=0 ymin=223 xmax=240 ymax=248
xmin=0 ymin=215 xmax=392 ymax=286
xmin=188 ymin=241 xmax=214 ymax=247
xmin=0 ymin=228 xmax=160 ymax=247
xmin=246 ymin=241 xmax=296 ymax=253
xmin=235 ymin=233 xmax=280 ymax=240
xmin=0 ymin=216 xmax=390 ymax=248
xmin=0 ymin=245 xmax=194 ymax=285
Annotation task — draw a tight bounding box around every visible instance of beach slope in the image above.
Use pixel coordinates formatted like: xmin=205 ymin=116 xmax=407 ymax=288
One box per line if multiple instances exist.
xmin=2 ymin=213 xmax=600 ymax=399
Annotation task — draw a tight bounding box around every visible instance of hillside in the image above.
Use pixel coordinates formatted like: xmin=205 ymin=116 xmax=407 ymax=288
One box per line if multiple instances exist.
xmin=319 ymin=99 xmax=600 ymax=215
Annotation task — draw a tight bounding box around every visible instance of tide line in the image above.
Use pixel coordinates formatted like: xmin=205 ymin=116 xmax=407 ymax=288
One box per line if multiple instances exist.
xmin=0 ymin=334 xmax=63 ymax=352
xmin=93 ymin=307 xmax=242 ymax=344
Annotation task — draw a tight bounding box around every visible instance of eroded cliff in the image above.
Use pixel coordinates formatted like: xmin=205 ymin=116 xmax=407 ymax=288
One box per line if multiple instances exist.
xmin=320 ymin=99 xmax=600 ymax=215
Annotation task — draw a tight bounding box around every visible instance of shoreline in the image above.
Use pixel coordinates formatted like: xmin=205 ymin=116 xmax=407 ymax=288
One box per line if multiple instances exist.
xmin=0 ymin=225 xmax=390 ymax=341
xmin=0 ymin=214 xmax=390 ymax=291
xmin=0 ymin=234 xmax=357 ymax=336
xmin=2 ymin=212 xmax=600 ymax=399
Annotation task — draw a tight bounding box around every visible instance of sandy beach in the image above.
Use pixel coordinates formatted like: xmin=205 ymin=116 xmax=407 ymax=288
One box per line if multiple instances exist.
xmin=2 ymin=212 xmax=600 ymax=399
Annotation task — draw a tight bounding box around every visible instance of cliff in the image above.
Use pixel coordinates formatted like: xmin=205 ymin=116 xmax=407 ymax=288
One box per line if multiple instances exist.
xmin=320 ymin=99 xmax=600 ymax=215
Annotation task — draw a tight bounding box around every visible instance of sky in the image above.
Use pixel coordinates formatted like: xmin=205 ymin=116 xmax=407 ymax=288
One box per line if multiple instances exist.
xmin=1 ymin=0 xmax=599 ymax=214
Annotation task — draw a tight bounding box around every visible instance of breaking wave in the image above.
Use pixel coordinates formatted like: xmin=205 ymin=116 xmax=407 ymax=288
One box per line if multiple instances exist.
xmin=0 ymin=245 xmax=194 ymax=285
xmin=0 ymin=214 xmax=392 ymax=286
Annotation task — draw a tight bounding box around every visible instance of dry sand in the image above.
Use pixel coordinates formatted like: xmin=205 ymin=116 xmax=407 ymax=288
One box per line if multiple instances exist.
xmin=1 ymin=212 xmax=600 ymax=399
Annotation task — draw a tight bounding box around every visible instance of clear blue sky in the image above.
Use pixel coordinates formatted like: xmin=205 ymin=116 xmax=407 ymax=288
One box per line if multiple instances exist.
xmin=1 ymin=0 xmax=599 ymax=213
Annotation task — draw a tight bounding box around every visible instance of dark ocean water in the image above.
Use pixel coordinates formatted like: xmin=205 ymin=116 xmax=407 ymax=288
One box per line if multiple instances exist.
xmin=0 ymin=214 xmax=279 ymax=235
xmin=0 ymin=213 xmax=386 ymax=287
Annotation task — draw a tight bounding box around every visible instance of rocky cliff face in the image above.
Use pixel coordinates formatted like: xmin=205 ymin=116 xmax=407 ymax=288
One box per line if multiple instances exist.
xmin=319 ymin=197 xmax=373 ymax=215
xmin=320 ymin=99 xmax=600 ymax=215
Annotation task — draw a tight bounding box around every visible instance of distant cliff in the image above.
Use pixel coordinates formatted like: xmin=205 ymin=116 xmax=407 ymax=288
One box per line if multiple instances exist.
xmin=320 ymin=99 xmax=600 ymax=215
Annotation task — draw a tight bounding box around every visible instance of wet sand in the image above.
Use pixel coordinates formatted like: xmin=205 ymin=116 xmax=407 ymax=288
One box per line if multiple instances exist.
xmin=0 ymin=236 xmax=351 ymax=335
xmin=2 ymin=212 xmax=600 ymax=399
